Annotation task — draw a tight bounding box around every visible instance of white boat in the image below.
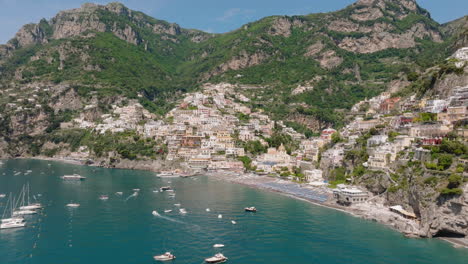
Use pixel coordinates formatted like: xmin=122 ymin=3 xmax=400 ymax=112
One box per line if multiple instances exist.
xmin=205 ymin=253 xmax=228 ymax=263
xmin=164 ymin=209 xmax=172 ymax=213
xmin=1 ymin=217 xmax=25 ymax=223
xmin=0 ymin=194 xmax=5 ymax=198
xmin=218 ymin=214 xmax=222 ymax=219
xmin=174 ymin=203 xmax=181 ymax=207
xmin=66 ymin=203 xmax=80 ymax=208
xmin=12 ymin=210 xmax=36 ymax=216
xmin=206 ymin=208 xmax=210 ymax=212
xmin=244 ymin=207 xmax=257 ymax=212
xmin=153 ymin=190 xmax=159 ymax=193
xmin=153 ymin=252 xmax=176 ymax=261
xmin=61 ymin=174 xmax=86 ymax=180
xmin=132 ymin=188 xmax=140 ymax=192
xmin=1 ymin=194 xmax=26 ymax=229
xmin=1 ymin=220 xmax=26 ymax=229
xmin=99 ymin=195 xmax=109 ymax=200
xmin=213 ymin=244 xmax=225 ymax=248
xmin=157 ymin=171 xmax=180 ymax=178
xmin=115 ymin=192 xmax=123 ymax=195
xmin=152 ymin=210 xmax=160 ymax=216
xmin=231 ymin=220 xmax=236 ymax=225
xmin=19 ymin=183 xmax=42 ymax=210
xmin=179 ymin=208 xmax=187 ymax=214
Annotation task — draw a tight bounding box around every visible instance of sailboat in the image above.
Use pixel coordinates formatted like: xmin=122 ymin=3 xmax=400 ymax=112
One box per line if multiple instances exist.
xmin=1 ymin=194 xmax=26 ymax=229
xmin=19 ymin=183 xmax=42 ymax=210
xmin=13 ymin=185 xmax=38 ymax=216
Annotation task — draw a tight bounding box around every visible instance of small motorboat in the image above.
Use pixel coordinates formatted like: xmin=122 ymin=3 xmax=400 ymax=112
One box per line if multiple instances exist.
xmin=244 ymin=207 xmax=257 ymax=212
xmin=133 ymin=188 xmax=140 ymax=192
xmin=179 ymin=208 xmax=187 ymax=214
xmin=174 ymin=203 xmax=181 ymax=207
xmin=213 ymin=244 xmax=225 ymax=248
xmin=206 ymin=208 xmax=210 ymax=212
xmin=61 ymin=174 xmax=86 ymax=180
xmin=154 ymin=252 xmax=176 ymax=261
xmin=164 ymin=209 xmax=172 ymax=213
xmin=231 ymin=220 xmax=236 ymax=225
xmin=115 ymin=192 xmax=123 ymax=196
xmin=205 ymin=253 xmax=228 ymax=263
xmin=152 ymin=210 xmax=160 ymax=216
xmin=0 ymin=194 xmax=6 ymax=198
xmin=66 ymin=203 xmax=80 ymax=208
xmin=160 ymin=186 xmax=172 ymax=192
xmin=99 ymin=195 xmax=109 ymax=200
xmin=218 ymin=214 xmax=222 ymax=219
xmin=153 ymin=190 xmax=159 ymax=193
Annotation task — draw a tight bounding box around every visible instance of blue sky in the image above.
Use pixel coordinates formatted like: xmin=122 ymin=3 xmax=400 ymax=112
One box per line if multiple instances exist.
xmin=0 ymin=0 xmax=467 ymax=44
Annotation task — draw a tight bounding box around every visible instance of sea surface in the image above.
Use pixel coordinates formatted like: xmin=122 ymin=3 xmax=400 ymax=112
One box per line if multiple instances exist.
xmin=0 ymin=159 xmax=467 ymax=264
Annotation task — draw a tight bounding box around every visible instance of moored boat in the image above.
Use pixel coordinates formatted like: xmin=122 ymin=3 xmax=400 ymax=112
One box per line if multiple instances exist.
xmin=0 ymin=194 xmax=5 ymax=198
xmin=12 ymin=209 xmax=37 ymax=216
xmin=61 ymin=174 xmax=86 ymax=180
xmin=159 ymin=186 xmax=172 ymax=192
xmin=154 ymin=252 xmax=176 ymax=261
xmin=99 ymin=195 xmax=109 ymax=200
xmin=205 ymin=253 xmax=228 ymax=263
xmin=244 ymin=207 xmax=257 ymax=212
xmin=179 ymin=208 xmax=187 ymax=214
xmin=213 ymin=244 xmax=224 ymax=248
xmin=164 ymin=209 xmax=172 ymax=213
xmin=66 ymin=203 xmax=80 ymax=208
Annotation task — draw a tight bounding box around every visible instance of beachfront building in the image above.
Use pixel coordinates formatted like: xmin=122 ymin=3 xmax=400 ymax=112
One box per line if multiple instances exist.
xmin=333 ymin=187 xmax=369 ymax=205
xmin=304 ymin=169 xmax=324 ymax=183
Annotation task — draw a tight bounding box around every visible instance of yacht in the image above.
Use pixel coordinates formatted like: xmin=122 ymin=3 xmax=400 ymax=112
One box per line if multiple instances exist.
xmin=66 ymin=203 xmax=80 ymax=208
xmin=1 ymin=195 xmax=26 ymax=229
xmin=159 ymin=186 xmax=172 ymax=192
xmin=61 ymin=174 xmax=86 ymax=180
xmin=157 ymin=171 xmax=179 ymax=178
xmin=213 ymin=244 xmax=225 ymax=248
xmin=244 ymin=207 xmax=257 ymax=212
xmin=19 ymin=183 xmax=42 ymax=210
xmin=205 ymin=253 xmax=228 ymax=263
xmin=1 ymin=219 xmax=26 ymax=229
xmin=12 ymin=210 xmax=36 ymax=216
xmin=99 ymin=195 xmax=109 ymax=200
xmin=153 ymin=252 xmax=176 ymax=261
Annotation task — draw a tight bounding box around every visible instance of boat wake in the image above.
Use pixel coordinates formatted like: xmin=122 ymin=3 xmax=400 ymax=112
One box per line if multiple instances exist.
xmin=152 ymin=210 xmax=200 ymax=230
xmin=125 ymin=192 xmax=138 ymax=201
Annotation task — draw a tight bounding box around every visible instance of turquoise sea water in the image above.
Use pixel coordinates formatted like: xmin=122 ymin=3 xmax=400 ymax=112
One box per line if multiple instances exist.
xmin=0 ymin=159 xmax=467 ymax=264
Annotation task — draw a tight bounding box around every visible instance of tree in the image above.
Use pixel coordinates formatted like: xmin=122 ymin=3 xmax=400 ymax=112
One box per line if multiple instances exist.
xmin=331 ymin=132 xmax=342 ymax=144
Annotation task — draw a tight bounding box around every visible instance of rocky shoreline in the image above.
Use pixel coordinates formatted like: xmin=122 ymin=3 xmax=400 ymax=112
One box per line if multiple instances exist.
xmin=10 ymin=156 xmax=468 ymax=249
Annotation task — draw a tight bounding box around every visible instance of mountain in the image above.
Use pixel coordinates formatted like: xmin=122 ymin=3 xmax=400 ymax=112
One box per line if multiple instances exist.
xmin=0 ymin=0 xmax=466 ymax=157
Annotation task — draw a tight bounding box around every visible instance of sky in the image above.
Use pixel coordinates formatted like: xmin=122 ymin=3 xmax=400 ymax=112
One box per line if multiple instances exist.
xmin=0 ymin=0 xmax=467 ymax=44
